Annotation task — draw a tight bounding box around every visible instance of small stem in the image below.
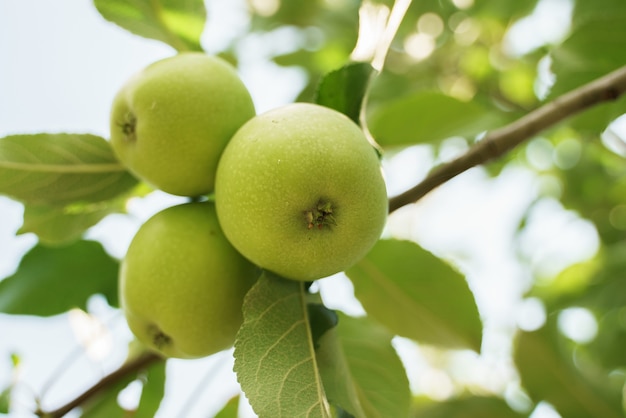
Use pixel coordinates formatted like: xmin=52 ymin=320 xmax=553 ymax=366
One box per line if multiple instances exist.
xmin=359 ymin=0 xmax=413 ymax=151
xmin=388 ymin=64 xmax=626 ymax=213
xmin=372 ymin=0 xmax=413 ymax=71
xmin=36 ymin=352 xmax=162 ymax=418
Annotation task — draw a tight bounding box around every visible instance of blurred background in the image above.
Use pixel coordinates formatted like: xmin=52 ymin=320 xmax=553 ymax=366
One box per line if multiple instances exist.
xmin=1 ymin=0 xmax=624 ymax=416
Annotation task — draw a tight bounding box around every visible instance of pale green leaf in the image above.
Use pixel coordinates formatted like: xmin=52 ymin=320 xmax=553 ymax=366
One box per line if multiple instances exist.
xmin=18 ymin=203 xmax=119 ymax=246
xmin=93 ymin=0 xmax=206 ymax=52
xmin=0 ymin=134 xmax=137 ymax=206
xmin=0 ymin=240 xmax=119 ymax=316
xmin=367 ymin=92 xmax=503 ymax=147
xmin=317 ymin=313 xmax=411 ymax=418
xmin=515 ymin=322 xmax=623 ymax=418
xmin=233 ymin=272 xmax=331 ymax=418
xmin=346 ymin=239 xmax=482 ymax=351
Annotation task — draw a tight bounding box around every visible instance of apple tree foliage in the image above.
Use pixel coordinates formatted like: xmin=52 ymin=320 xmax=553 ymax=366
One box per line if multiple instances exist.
xmin=1 ymin=0 xmax=626 ymax=417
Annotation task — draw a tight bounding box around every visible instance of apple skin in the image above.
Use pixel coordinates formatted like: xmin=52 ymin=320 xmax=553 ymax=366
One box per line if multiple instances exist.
xmin=214 ymin=103 xmax=388 ymax=281
xmin=110 ymin=52 xmax=255 ymax=197
xmin=120 ymin=202 xmax=259 ymax=359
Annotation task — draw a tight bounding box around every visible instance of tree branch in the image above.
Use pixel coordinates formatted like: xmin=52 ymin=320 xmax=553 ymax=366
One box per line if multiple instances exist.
xmin=36 ymin=352 xmax=162 ymax=418
xmin=388 ymin=64 xmax=626 ymax=213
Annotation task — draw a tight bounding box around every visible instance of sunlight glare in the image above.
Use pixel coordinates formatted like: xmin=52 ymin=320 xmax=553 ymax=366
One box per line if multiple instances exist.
xmin=248 ymin=0 xmax=280 ymax=17
xmin=503 ymin=0 xmax=573 ymax=56
xmin=350 ymin=2 xmax=390 ymax=62
xmin=558 ymin=307 xmax=598 ymax=344
xmin=419 ymin=368 xmax=455 ymax=401
xmin=417 ymin=13 xmax=444 ymax=38
xmin=454 ymin=17 xmax=480 ymax=46
xmin=452 ymin=0 xmax=474 ymax=10
xmin=404 ymin=32 xmax=435 ymax=61
xmin=516 ymin=297 xmax=547 ymax=331
xmin=68 ymin=308 xmax=113 ymax=361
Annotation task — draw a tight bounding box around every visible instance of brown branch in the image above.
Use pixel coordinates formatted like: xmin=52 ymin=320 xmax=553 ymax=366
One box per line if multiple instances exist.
xmin=36 ymin=352 xmax=162 ymax=418
xmin=388 ymin=64 xmax=626 ymax=213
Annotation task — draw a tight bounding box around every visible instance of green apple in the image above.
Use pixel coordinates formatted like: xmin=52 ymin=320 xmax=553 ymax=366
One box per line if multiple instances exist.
xmin=214 ymin=103 xmax=388 ymax=281
xmin=110 ymin=52 xmax=255 ymax=197
xmin=120 ymin=201 xmax=259 ymax=359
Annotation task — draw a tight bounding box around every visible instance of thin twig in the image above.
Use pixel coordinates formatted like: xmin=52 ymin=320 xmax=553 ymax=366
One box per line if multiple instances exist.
xmin=388 ymin=64 xmax=626 ymax=213
xmin=36 ymin=352 xmax=162 ymax=418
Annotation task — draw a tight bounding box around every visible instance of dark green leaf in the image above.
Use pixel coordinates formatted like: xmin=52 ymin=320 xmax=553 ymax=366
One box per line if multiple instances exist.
xmin=0 ymin=134 xmax=137 ymax=206
xmin=214 ymin=396 xmax=239 ymax=418
xmin=0 ymin=240 xmax=119 ymax=316
xmin=317 ymin=313 xmax=411 ymax=418
xmin=93 ymin=0 xmax=206 ymax=52
xmin=367 ymin=92 xmax=503 ymax=147
xmin=413 ymin=396 xmax=528 ymax=418
xmin=134 ymin=360 xmax=166 ymax=418
xmin=308 ymin=303 xmax=338 ymax=349
xmin=233 ymin=272 xmax=331 ymax=418
xmin=514 ymin=322 xmax=623 ymax=418
xmin=18 ymin=203 xmax=118 ymax=246
xmin=346 ymin=239 xmax=482 ymax=351
xmin=314 ymin=62 xmax=375 ymax=125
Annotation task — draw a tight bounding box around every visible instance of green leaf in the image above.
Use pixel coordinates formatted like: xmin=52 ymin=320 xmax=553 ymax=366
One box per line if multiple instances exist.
xmin=134 ymin=360 xmax=166 ymax=418
xmin=0 ymin=134 xmax=137 ymax=206
xmin=346 ymin=239 xmax=482 ymax=351
xmin=471 ymin=0 xmax=539 ymax=19
xmin=81 ymin=374 xmax=135 ymax=418
xmin=80 ymin=358 xmax=164 ymax=418
xmin=366 ymin=92 xmax=503 ymax=147
xmin=18 ymin=202 xmax=119 ymax=246
xmin=93 ymin=0 xmax=206 ymax=52
xmin=308 ymin=303 xmax=339 ymax=349
xmin=214 ymin=396 xmax=239 ymax=418
xmin=514 ymin=322 xmax=624 ymax=418
xmin=233 ymin=272 xmax=331 ymax=418
xmin=317 ymin=313 xmax=411 ymax=418
xmin=0 ymin=240 xmax=119 ymax=316
xmin=413 ymin=396 xmax=528 ymax=418
xmin=314 ymin=62 xmax=375 ymax=125
xmin=0 ymin=385 xmax=10 ymax=414
xmin=0 ymin=353 xmax=20 ymax=414
xmin=548 ymin=1 xmax=626 ymax=132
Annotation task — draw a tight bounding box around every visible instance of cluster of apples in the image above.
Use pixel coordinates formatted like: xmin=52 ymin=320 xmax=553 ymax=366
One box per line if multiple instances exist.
xmin=110 ymin=53 xmax=388 ymax=359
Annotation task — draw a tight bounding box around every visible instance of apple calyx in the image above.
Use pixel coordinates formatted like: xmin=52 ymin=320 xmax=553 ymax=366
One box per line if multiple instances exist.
xmin=149 ymin=324 xmax=172 ymax=349
xmin=305 ymin=200 xmax=337 ymax=230
xmin=119 ymin=112 xmax=137 ymax=142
